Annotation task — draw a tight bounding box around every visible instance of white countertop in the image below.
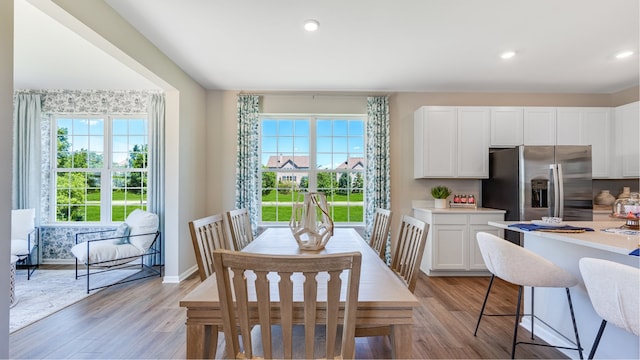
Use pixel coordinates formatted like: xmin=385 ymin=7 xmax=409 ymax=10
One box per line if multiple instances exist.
xmin=488 ymin=220 xmax=640 ymax=255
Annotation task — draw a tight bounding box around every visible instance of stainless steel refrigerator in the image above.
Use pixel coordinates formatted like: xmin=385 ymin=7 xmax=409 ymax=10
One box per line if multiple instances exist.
xmin=482 ymin=146 xmax=593 ymax=241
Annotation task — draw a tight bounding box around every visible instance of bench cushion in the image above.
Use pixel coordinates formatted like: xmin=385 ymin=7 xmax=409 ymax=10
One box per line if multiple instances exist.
xmin=71 ymin=241 xmax=144 ymax=266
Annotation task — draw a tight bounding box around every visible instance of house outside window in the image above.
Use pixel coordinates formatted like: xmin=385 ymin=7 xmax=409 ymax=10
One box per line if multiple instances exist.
xmin=53 ymin=115 xmax=148 ymax=223
xmin=260 ymin=115 xmax=365 ymax=225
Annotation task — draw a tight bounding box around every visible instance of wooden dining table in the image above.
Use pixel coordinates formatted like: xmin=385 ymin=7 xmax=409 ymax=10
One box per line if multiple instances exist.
xmin=179 ymin=227 xmax=420 ymax=359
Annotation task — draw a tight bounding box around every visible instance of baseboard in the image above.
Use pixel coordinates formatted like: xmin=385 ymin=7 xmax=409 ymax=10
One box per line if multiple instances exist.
xmin=162 ymin=265 xmax=198 ymax=284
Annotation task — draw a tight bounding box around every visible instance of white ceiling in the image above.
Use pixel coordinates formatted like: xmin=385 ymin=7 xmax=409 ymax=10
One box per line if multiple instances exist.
xmin=14 ymin=0 xmax=640 ymax=94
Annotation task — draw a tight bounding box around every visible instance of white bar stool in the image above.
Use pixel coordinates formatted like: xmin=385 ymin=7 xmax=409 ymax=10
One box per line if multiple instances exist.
xmin=579 ymin=257 xmax=640 ymax=359
xmin=474 ymin=232 xmax=583 ymax=359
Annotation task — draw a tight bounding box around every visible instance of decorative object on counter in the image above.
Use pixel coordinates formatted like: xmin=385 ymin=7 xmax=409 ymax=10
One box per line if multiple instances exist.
xmin=450 ymin=193 xmax=477 ymax=208
xmin=289 ymin=192 xmax=334 ymax=250
xmin=611 ymin=192 xmax=640 ymax=229
xmin=617 ymin=186 xmax=631 ymax=199
xmin=594 ymin=190 xmax=616 ymax=206
xmin=431 ymin=186 xmax=451 ymax=209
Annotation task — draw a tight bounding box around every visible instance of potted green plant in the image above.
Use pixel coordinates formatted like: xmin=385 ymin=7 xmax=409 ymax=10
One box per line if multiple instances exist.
xmin=431 ymin=186 xmax=451 ymax=209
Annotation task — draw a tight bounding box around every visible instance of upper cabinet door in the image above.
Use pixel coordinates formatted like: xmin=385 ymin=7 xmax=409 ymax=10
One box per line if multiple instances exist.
xmin=457 ymin=107 xmax=490 ymax=178
xmin=490 ymin=107 xmax=523 ymax=147
xmin=414 ymin=107 xmax=457 ymax=178
xmin=617 ymin=102 xmax=640 ymax=177
xmin=557 ymin=107 xmax=611 ymax=178
xmin=523 ymin=107 xmax=556 ymax=145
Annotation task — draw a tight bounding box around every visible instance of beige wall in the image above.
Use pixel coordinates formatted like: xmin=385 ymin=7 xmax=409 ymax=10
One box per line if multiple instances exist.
xmin=611 ymin=86 xmax=640 ymax=106
xmin=46 ymin=0 xmax=208 ymax=281
xmin=207 ymin=90 xmax=639 ymax=243
xmin=1 ymin=0 xmax=13 ymax=353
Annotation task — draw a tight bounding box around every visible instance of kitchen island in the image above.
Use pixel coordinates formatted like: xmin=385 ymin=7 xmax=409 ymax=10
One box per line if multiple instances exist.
xmin=488 ymin=220 xmax=639 ymax=360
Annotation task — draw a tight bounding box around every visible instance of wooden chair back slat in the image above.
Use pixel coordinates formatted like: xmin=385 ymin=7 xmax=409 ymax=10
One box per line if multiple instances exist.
xmin=226 ymin=208 xmax=254 ymax=251
xmin=213 ymin=250 xmax=362 ymax=359
xmin=188 ymin=214 xmax=229 ymax=281
xmin=390 ymin=215 xmax=429 ymax=293
xmin=369 ymin=208 xmax=392 ymax=260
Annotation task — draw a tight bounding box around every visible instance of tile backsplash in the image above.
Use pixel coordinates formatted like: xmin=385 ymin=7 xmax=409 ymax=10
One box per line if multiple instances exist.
xmin=593 ymin=179 xmax=639 ymax=199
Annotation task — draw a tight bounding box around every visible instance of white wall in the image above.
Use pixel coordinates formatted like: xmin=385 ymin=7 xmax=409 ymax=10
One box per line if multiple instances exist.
xmin=41 ymin=0 xmax=208 ymax=281
xmin=0 ymin=0 xmax=13 ymax=354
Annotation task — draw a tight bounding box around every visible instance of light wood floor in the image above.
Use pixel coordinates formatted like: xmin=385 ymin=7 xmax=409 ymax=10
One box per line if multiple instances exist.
xmin=9 ymin=267 xmax=568 ymax=359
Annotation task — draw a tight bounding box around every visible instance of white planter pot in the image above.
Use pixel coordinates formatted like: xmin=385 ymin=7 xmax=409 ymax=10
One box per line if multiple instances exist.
xmin=434 ymin=199 xmax=447 ymax=209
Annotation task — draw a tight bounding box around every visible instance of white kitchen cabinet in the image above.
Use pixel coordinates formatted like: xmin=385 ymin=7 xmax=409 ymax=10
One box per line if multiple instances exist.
xmin=413 ymin=208 xmax=505 ymax=276
xmin=557 ymin=107 xmax=611 ymax=178
xmin=523 ymin=107 xmax=556 ymax=145
xmin=414 ymin=106 xmax=489 ymax=178
xmin=490 ymin=107 xmax=523 ymax=147
xmin=612 ymin=102 xmax=639 ymax=178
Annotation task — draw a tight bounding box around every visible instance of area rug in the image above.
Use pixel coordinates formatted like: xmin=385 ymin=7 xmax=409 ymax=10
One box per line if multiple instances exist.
xmin=10 ymin=268 xmax=137 ymax=333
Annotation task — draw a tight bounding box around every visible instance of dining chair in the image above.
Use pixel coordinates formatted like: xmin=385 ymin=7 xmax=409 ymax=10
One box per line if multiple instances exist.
xmin=389 ymin=215 xmax=429 ymax=293
xmin=356 ymin=214 xmax=428 ymax=339
xmin=188 ymin=214 xmax=230 ymax=281
xmin=474 ymin=232 xmax=583 ymax=359
xmin=368 ymin=208 xmax=392 ymax=261
xmin=226 ymin=208 xmax=254 ymax=251
xmin=213 ymin=249 xmax=362 ymax=359
xmin=579 ymin=258 xmax=639 ymax=359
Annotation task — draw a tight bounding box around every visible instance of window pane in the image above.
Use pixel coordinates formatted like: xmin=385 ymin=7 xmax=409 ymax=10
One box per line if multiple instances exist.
xmin=333 ymin=120 xmax=348 ymax=135
xmin=260 ymin=117 xmax=364 ymax=224
xmin=317 ymin=120 xmax=331 ymax=136
xmin=294 ymin=121 xmax=309 ymax=136
xmin=112 ymin=171 xmax=147 ymax=222
xmin=349 ymin=120 xmax=364 ymax=136
xmin=262 ymin=137 xmax=277 ymax=153
xmin=53 ymin=115 xmax=148 ymax=223
xmin=113 ymin=119 xmax=128 ymax=135
xmin=333 ymin=137 xmax=348 ymax=153
xmin=349 ymin=137 xmax=364 ymax=153
xmin=277 ymin=137 xmax=294 ymax=153
xmin=55 ymin=171 xmax=100 ymax=222
xmin=128 ymin=119 xmax=147 ymax=135
xmin=278 ymin=120 xmax=293 ymax=136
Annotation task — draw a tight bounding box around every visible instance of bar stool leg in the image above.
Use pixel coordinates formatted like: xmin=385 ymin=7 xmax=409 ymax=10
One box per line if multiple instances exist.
xmin=566 ymin=288 xmax=584 ymax=359
xmin=511 ymin=285 xmax=524 ymax=359
xmin=474 ymin=275 xmax=495 ymax=336
xmin=588 ymin=320 xmax=607 ymax=360
xmin=531 ymin=287 xmax=535 ymax=340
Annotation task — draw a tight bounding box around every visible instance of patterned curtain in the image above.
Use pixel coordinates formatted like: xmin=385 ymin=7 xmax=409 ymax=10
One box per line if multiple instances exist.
xmin=365 ymin=96 xmax=391 ymax=262
xmin=13 ymin=93 xmax=42 ymax=212
xmin=147 ymin=93 xmax=165 ymax=265
xmin=235 ymin=95 xmax=260 ymax=236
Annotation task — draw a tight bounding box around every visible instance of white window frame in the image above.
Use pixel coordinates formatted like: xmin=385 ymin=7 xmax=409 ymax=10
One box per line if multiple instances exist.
xmin=50 ymin=114 xmax=149 ymax=224
xmin=259 ymin=114 xmax=366 ymax=227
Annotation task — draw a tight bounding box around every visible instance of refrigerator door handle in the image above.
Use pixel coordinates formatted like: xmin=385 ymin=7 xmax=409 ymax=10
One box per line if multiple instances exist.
xmin=557 ymin=163 xmax=564 ymax=218
xmin=550 ymin=164 xmax=560 ymax=217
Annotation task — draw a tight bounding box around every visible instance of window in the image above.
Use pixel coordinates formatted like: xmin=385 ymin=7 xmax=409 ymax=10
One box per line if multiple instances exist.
xmin=260 ymin=116 xmax=365 ymax=225
xmin=53 ymin=115 xmax=148 ymax=223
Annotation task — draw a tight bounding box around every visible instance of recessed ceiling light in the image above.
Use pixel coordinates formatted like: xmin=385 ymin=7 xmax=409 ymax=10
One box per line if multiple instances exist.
xmin=615 ymin=50 xmax=634 ymax=59
xmin=304 ymin=19 xmax=319 ymax=32
xmin=500 ymin=51 xmax=516 ymax=60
